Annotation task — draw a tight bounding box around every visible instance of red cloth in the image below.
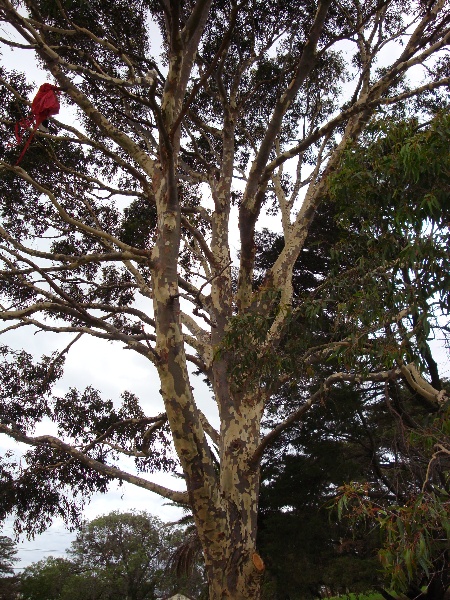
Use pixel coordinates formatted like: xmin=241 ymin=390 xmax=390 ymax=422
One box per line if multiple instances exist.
xmin=31 ymin=83 xmax=60 ymax=124
xmin=15 ymin=83 xmax=61 ymax=165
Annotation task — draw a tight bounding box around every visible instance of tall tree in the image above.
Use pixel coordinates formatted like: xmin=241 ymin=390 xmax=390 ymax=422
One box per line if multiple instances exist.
xmin=324 ymin=113 xmax=450 ymax=600
xmin=256 ymin=112 xmax=450 ymax=599
xmin=21 ymin=512 xmax=205 ymax=600
xmin=0 ymin=2 xmax=449 ymax=599
xmin=68 ymin=512 xmax=171 ymax=600
xmin=0 ymin=535 xmax=19 ymax=600
xmin=0 ymin=536 xmax=17 ymax=578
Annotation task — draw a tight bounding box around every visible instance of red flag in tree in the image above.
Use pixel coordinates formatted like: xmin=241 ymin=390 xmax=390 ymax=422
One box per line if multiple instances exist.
xmin=15 ymin=83 xmax=61 ymax=165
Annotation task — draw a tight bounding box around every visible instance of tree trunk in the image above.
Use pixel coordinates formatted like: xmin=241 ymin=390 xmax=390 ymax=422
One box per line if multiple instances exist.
xmin=202 ymin=503 xmax=265 ymax=600
xmin=189 ymin=460 xmax=265 ymax=600
xmin=206 ymin=552 xmax=265 ymax=600
xmin=197 ymin=390 xmax=265 ymax=600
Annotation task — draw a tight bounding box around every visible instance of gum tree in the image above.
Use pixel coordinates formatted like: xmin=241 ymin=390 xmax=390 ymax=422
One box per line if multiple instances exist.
xmin=0 ymin=1 xmax=449 ymax=598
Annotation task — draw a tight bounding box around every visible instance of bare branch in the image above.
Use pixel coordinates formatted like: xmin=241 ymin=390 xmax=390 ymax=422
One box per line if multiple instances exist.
xmin=252 ymin=367 xmax=403 ymax=466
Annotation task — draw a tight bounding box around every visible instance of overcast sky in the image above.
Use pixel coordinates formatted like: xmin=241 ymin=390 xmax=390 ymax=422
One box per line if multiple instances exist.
xmin=0 ymin=21 xmax=195 ymax=569
xmin=0 ymin=39 xmax=198 ymax=556
xmin=0 ymin=328 xmax=195 ymax=569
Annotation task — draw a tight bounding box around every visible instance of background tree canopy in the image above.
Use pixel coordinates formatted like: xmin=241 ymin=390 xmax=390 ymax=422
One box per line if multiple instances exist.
xmin=0 ymin=535 xmax=19 ymax=600
xmin=20 ymin=510 xmax=205 ymax=600
xmin=256 ymin=113 xmax=450 ymax=600
xmin=0 ymin=1 xmax=449 ymax=598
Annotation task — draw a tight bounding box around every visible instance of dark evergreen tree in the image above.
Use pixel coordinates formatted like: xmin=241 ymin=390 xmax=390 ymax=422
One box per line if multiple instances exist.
xmin=256 ymin=113 xmax=450 ymax=599
xmin=0 ymin=536 xmax=19 ymax=600
xmin=0 ymin=536 xmax=17 ymax=577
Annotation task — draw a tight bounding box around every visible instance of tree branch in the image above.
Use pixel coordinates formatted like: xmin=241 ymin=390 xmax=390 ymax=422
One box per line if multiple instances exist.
xmin=0 ymin=423 xmax=189 ymax=504
xmin=251 ymin=367 xmax=403 ymax=466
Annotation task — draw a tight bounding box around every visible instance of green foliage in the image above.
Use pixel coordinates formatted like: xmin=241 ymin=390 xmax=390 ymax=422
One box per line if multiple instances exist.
xmin=255 ymin=110 xmax=450 ymax=596
xmin=329 ymin=112 xmax=450 ymax=320
xmin=20 ymin=511 xmax=206 ymax=600
xmin=293 ymin=112 xmax=450 ymax=374
xmin=0 ymin=536 xmax=18 ymax=577
xmin=330 ymin=113 xmax=450 ymax=227
xmin=120 ymin=198 xmax=157 ymax=249
xmin=334 ymin=483 xmax=450 ymax=595
xmin=0 ymin=536 xmax=18 ymax=600
xmin=21 ymin=557 xmax=76 ymax=600
xmin=68 ymin=511 xmax=169 ymax=600
xmin=217 ymin=290 xmax=296 ymax=391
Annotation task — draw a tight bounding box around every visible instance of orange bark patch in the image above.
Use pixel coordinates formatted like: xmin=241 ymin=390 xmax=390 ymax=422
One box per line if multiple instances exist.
xmin=252 ymin=552 xmax=265 ymax=572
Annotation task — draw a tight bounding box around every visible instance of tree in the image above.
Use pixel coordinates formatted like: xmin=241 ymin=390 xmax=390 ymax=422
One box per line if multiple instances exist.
xmin=0 ymin=1 xmax=449 ymax=598
xmin=68 ymin=511 xmax=170 ymax=600
xmin=68 ymin=511 xmax=204 ymax=600
xmin=256 ymin=112 xmax=450 ymax=599
xmin=258 ymin=388 xmax=382 ymax=599
xmin=21 ymin=511 xmax=205 ymax=600
xmin=21 ymin=557 xmax=77 ymax=600
xmin=0 ymin=535 xmax=19 ymax=600
xmin=0 ymin=536 xmax=18 ymax=578
xmin=258 ymin=375 xmax=450 ymax=599
xmin=325 ymin=113 xmax=450 ymax=600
